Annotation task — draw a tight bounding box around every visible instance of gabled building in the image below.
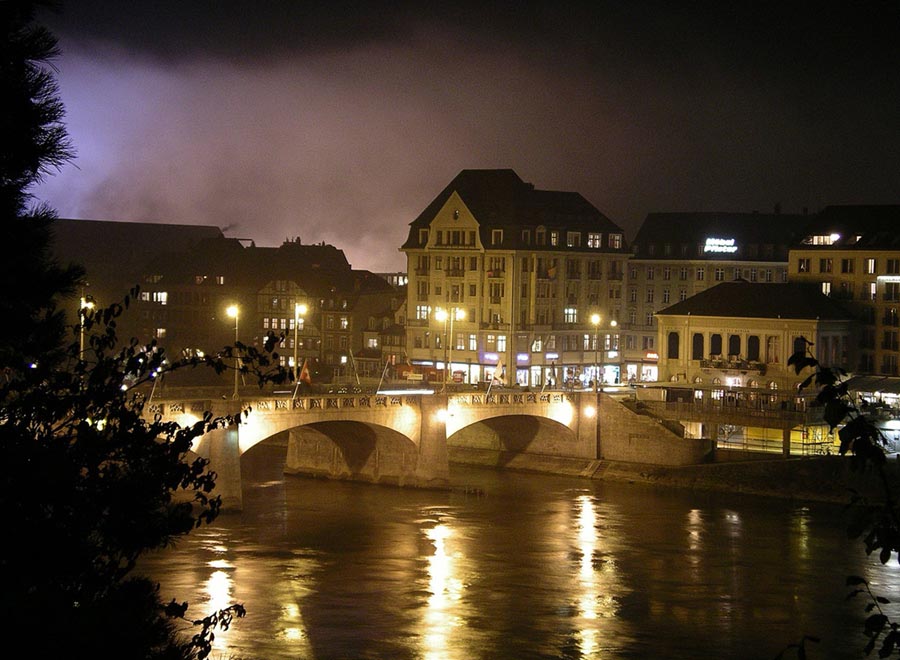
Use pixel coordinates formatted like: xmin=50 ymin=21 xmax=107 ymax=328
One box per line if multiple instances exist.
xmin=626 ymin=211 xmax=810 ymax=381
xmin=788 ymin=205 xmax=900 ymax=375
xmin=401 ymin=169 xmax=629 ymax=387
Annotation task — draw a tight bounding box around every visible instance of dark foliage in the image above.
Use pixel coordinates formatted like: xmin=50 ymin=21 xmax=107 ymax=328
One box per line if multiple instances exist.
xmin=789 ymin=337 xmax=900 ymax=657
xmin=0 ymin=4 xmax=294 ymax=655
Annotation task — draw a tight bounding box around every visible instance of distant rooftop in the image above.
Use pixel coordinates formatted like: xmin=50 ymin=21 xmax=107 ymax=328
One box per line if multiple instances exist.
xmin=631 ymin=212 xmax=809 ymax=261
xmin=402 ymin=169 xmax=626 ymax=250
xmin=655 ymin=281 xmax=854 ymax=320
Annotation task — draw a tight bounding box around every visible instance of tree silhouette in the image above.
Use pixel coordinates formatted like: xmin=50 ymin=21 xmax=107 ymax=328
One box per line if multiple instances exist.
xmin=789 ymin=338 xmax=900 ymax=657
xmin=0 ymin=3 xmax=289 ymax=657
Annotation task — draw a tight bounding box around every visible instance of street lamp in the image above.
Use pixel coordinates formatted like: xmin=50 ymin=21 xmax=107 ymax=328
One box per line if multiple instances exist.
xmin=226 ymin=304 xmax=239 ymax=399
xmin=434 ymin=308 xmax=448 ymax=391
xmin=293 ymin=302 xmax=308 ymax=398
xmin=434 ymin=307 xmax=466 ymax=392
xmin=447 ymin=307 xmax=465 ymax=388
xmin=79 ymin=295 xmax=95 ymax=359
xmin=590 ymin=313 xmax=601 ymax=392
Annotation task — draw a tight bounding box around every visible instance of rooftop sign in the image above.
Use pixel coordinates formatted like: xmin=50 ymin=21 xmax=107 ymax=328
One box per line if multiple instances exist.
xmin=704 ymin=237 xmax=738 ymax=253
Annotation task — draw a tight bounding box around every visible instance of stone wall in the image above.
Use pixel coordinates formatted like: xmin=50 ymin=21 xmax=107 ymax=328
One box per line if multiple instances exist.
xmin=598 ymin=394 xmax=715 ymax=466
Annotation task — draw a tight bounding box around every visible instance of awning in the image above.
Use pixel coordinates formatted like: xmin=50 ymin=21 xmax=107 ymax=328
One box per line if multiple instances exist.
xmin=847 ymin=376 xmax=900 ymax=395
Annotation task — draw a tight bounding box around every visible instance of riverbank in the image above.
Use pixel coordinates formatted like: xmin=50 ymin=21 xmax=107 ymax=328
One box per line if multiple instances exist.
xmin=592 ymin=455 xmax=899 ymax=504
xmin=448 ymin=447 xmax=900 ymax=504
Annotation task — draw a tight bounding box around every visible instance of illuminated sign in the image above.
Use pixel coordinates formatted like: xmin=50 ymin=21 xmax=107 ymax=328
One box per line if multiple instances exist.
xmin=545 ymin=352 xmax=559 ymax=360
xmin=704 ymin=237 xmax=738 ymax=253
xmin=645 ymin=352 xmax=659 ymax=360
xmin=877 ymin=275 xmax=900 ymax=282
xmin=483 ymin=352 xmax=499 ymax=361
xmin=517 ymin=353 xmax=529 ymax=362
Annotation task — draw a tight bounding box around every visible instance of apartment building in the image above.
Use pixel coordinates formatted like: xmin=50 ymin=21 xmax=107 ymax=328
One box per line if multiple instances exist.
xmin=401 ymin=169 xmax=629 ymax=387
xmin=788 ymin=205 xmax=900 ymax=375
xmin=626 ymin=211 xmax=809 ymax=381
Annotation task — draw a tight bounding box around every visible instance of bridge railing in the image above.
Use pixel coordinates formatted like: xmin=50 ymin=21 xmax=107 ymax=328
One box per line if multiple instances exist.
xmin=148 ymin=393 xmax=418 ymax=417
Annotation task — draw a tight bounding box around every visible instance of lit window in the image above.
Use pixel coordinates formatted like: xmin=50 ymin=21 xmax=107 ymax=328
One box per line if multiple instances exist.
xmin=564 ymin=307 xmax=578 ymax=323
xmin=587 ymin=233 xmax=602 ymax=248
xmin=608 ymin=233 xmax=622 ymax=249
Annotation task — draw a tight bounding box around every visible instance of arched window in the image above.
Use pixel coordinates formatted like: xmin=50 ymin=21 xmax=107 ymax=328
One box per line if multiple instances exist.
xmin=728 ymin=334 xmax=741 ymax=356
xmin=793 ymin=336 xmax=807 ymax=357
xmin=710 ymin=334 xmax=723 ymax=357
xmin=747 ymin=335 xmax=760 ymax=361
xmin=693 ymin=375 xmax=703 ymax=384
xmin=667 ymin=331 xmax=680 ymax=359
xmin=692 ymin=333 xmax=704 ymax=360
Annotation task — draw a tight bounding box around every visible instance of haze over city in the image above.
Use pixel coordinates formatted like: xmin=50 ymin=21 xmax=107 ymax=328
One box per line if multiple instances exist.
xmin=35 ymin=1 xmax=900 ymax=272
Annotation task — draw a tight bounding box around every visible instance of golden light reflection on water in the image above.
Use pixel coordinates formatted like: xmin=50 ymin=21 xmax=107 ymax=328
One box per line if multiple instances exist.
xmin=574 ymin=494 xmax=620 ymax=658
xmin=422 ymin=522 xmax=464 ymax=660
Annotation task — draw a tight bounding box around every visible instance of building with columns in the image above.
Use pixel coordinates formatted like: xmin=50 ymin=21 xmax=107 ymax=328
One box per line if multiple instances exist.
xmin=654 ymin=281 xmax=855 ymax=391
xmin=625 ymin=211 xmax=810 ymax=381
xmin=401 ymin=169 xmax=629 ymax=388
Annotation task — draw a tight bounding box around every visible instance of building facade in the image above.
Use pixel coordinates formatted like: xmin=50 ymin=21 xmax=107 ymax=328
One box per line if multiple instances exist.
xmin=401 ymin=169 xmax=629 ymax=387
xmin=655 ymin=281 xmax=855 ymax=391
xmin=787 ymin=205 xmax=900 ymax=375
xmin=625 ymin=211 xmax=810 ymax=382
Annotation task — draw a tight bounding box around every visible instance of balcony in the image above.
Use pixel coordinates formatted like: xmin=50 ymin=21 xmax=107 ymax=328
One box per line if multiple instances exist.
xmin=883 ymin=315 xmax=900 ymax=327
xmin=699 ymin=357 xmax=767 ymax=374
xmin=607 ymin=271 xmax=624 ymax=281
xmin=445 ymin=268 xmax=465 ymax=278
xmin=486 ymin=269 xmax=505 ymax=278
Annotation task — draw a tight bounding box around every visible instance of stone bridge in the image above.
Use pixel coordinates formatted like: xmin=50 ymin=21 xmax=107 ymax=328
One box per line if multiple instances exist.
xmin=149 ymin=390 xmax=714 ymax=509
xmin=148 ymin=390 xmax=601 ymax=508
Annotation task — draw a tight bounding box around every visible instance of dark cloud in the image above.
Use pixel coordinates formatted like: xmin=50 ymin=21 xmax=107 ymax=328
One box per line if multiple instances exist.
xmin=33 ymin=1 xmax=900 ymax=271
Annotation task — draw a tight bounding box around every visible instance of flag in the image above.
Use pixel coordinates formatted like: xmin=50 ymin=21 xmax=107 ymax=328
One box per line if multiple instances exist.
xmin=493 ymin=359 xmax=505 ymax=385
xmin=299 ymin=358 xmax=312 ymax=385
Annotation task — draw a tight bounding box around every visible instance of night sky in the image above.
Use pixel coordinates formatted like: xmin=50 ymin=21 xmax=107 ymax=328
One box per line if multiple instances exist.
xmin=34 ymin=1 xmax=900 ymax=272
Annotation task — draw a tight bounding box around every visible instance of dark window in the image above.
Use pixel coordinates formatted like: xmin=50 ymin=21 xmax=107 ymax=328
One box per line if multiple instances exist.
xmin=710 ymin=334 xmax=723 ymax=356
xmin=692 ymin=333 xmax=704 ymax=360
xmin=728 ymin=334 xmax=741 ymax=356
xmin=747 ymin=336 xmax=760 ymax=361
xmin=667 ymin=332 xmax=680 ymax=359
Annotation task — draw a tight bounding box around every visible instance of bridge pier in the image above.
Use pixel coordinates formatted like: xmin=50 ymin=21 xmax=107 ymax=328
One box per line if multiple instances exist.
xmin=194 ymin=422 xmax=243 ymax=511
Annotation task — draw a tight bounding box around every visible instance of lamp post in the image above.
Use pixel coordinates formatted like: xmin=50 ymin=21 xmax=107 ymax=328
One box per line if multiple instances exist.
xmin=590 ymin=313 xmax=601 ymax=392
xmin=292 ymin=303 xmax=308 ymax=399
xmin=79 ymin=295 xmax=95 ymax=359
xmin=226 ymin=304 xmax=239 ymax=399
xmin=447 ymin=307 xmax=465 ymax=388
xmin=434 ymin=308 xmax=448 ymax=391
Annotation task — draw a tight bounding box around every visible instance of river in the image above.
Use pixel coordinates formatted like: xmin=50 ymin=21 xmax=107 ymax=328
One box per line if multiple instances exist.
xmin=138 ymin=442 xmax=899 ymax=659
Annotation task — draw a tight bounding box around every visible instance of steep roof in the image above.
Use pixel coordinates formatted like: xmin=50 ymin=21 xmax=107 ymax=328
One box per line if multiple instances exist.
xmin=402 ymin=169 xmax=625 ymax=249
xmin=631 ymin=212 xmax=809 ymax=260
xmin=656 ymin=281 xmax=854 ymax=321
xmin=794 ymin=205 xmax=900 ymax=249
xmin=50 ymin=218 xmax=225 ymax=295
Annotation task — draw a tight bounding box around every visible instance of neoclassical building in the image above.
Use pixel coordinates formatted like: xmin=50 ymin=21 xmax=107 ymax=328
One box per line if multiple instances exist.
xmin=401 ymin=169 xmax=630 ymax=387
xmin=655 ymin=281 xmax=856 ymax=391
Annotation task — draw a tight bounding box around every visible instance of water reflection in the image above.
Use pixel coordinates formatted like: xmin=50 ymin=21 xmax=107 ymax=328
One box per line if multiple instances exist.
xmin=570 ymin=493 xmax=623 ymax=658
xmin=422 ymin=522 xmax=464 ymax=660
xmin=138 ymin=446 xmax=900 ymax=660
